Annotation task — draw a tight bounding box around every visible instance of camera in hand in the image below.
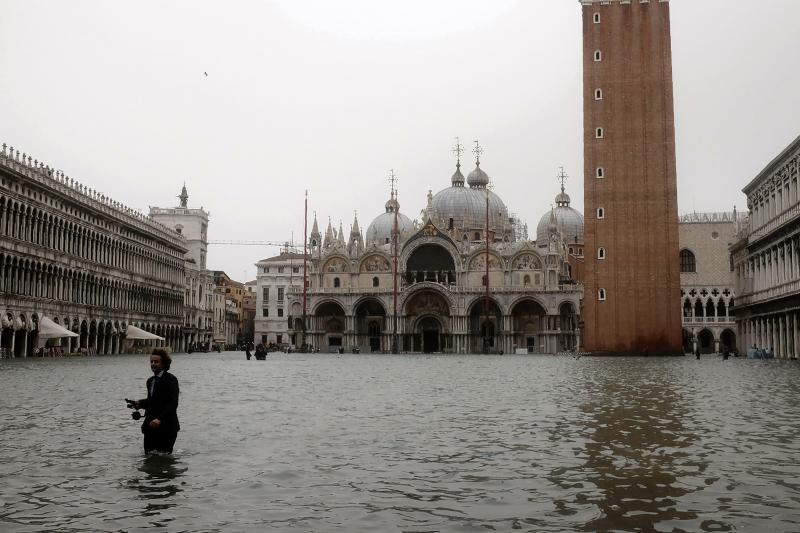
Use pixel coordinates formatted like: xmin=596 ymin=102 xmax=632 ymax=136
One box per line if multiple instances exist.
xmin=125 ymin=398 xmax=143 ymax=420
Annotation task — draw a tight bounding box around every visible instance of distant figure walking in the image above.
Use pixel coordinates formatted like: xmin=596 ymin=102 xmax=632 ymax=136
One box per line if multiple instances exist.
xmin=695 ymin=346 xmax=701 ymax=359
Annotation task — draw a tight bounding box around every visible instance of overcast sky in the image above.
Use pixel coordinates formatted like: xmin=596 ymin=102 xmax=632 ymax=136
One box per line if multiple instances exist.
xmin=2 ymin=1 xmax=799 ymax=282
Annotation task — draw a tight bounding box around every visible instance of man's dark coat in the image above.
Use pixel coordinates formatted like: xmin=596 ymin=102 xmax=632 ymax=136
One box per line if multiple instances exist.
xmin=138 ymin=371 xmax=180 ymax=434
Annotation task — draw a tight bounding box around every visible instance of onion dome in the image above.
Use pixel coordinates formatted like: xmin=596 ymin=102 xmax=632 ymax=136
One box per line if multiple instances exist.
xmin=536 ymin=184 xmax=584 ymax=245
xmin=466 ymin=162 xmax=489 ymax=188
xmin=451 ymin=162 xmax=465 ymax=186
xmin=366 ymin=192 xmax=414 ymax=245
xmin=431 ymin=163 xmax=509 ymax=236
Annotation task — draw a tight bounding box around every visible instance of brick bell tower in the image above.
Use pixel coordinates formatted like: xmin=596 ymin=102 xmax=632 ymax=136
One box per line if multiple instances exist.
xmin=581 ymin=0 xmax=682 ymax=354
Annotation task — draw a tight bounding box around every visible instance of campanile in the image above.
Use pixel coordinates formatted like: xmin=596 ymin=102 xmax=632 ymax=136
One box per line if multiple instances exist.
xmin=581 ymin=0 xmax=682 ymax=354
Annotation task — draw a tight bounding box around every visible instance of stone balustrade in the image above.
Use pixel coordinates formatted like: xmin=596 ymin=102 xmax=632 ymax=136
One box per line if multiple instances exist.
xmin=0 ymin=142 xmax=185 ymax=248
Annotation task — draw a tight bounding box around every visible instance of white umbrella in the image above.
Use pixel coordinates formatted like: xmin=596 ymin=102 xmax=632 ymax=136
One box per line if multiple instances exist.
xmin=124 ymin=324 xmax=165 ymax=341
xmin=37 ymin=316 xmax=78 ymax=339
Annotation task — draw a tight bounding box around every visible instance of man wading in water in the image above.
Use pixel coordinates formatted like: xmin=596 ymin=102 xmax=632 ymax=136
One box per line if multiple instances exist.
xmin=128 ymin=349 xmax=180 ymax=453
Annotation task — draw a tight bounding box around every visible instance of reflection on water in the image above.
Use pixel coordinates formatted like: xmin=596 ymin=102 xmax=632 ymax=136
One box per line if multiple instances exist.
xmin=1 ymin=353 xmax=799 ymax=532
xmin=572 ymin=367 xmax=703 ymax=531
xmin=128 ymin=454 xmax=186 ymax=507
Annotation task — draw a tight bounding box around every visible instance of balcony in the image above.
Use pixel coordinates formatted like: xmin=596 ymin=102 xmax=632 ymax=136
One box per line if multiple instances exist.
xmin=682 ymin=316 xmax=734 ymax=326
xmin=748 ymin=201 xmax=800 ymax=245
xmin=737 ymin=278 xmax=800 ymax=307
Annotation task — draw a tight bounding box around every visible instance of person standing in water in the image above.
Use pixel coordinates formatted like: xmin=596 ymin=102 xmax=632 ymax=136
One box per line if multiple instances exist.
xmin=130 ymin=349 xmax=180 ymax=453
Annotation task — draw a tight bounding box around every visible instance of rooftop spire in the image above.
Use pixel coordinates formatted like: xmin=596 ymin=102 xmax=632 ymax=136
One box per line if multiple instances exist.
xmin=178 ymin=182 xmax=188 ymax=208
xmin=557 ymin=166 xmax=568 ymax=194
xmin=473 ymin=139 xmax=483 ymax=166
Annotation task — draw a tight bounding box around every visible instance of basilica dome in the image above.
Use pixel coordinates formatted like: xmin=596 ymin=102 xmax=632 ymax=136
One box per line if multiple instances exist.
xmin=366 ymin=193 xmax=414 ymax=245
xmin=536 ymin=187 xmax=584 ymax=245
xmin=430 ymin=162 xmax=509 ymax=237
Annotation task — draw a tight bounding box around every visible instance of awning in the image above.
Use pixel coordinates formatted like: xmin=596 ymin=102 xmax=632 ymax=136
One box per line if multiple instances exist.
xmin=125 ymin=324 xmax=165 ymax=341
xmin=38 ymin=316 xmax=79 ymax=339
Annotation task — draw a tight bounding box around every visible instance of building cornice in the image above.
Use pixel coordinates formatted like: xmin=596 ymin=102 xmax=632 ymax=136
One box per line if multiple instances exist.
xmin=742 ymin=134 xmax=800 ymax=196
xmin=580 ymin=0 xmax=668 ymax=4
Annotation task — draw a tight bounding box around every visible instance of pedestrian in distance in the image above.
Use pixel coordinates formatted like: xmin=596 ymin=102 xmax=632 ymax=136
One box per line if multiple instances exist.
xmin=695 ymin=346 xmax=701 ymax=359
xmin=127 ymin=348 xmax=180 ymax=454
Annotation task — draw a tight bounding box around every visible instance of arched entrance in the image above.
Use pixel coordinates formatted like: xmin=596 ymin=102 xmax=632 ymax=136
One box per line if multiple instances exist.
xmin=416 ymin=316 xmax=443 ymax=353
xmin=468 ymin=298 xmax=502 ymax=353
xmin=698 ymin=329 xmax=714 ymax=354
xmin=720 ymin=329 xmax=736 ymax=353
xmin=314 ymin=301 xmax=346 ymax=351
xmin=14 ymin=315 xmax=27 ymax=358
xmin=404 ymin=290 xmax=450 ymax=352
xmin=511 ymin=299 xmax=547 ymax=353
xmin=354 ymin=298 xmax=386 ymax=352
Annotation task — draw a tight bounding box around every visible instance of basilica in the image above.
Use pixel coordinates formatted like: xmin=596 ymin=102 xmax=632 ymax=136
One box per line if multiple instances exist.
xmin=284 ymin=153 xmax=584 ymax=354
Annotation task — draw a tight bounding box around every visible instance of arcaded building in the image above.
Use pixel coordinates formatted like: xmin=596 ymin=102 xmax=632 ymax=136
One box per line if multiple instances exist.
xmin=285 ymin=155 xmax=582 ymax=354
xmin=0 ymin=144 xmax=186 ymax=357
xmin=679 ymin=212 xmax=741 ymax=354
xmin=731 ymin=134 xmax=800 ymax=358
xmin=581 ymin=0 xmax=682 ymax=354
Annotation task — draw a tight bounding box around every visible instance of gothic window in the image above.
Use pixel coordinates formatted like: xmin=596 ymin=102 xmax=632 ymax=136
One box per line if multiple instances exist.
xmin=596 ymin=167 xmax=604 ymax=178
xmin=597 ymin=207 xmax=605 ymax=219
xmin=595 ymin=88 xmax=603 ymax=100
xmin=598 ymin=288 xmax=606 ymax=301
xmin=595 ymin=127 xmax=604 ymax=139
xmin=372 ymin=277 xmax=379 ymax=287
xmin=333 ymin=277 xmax=340 ymax=288
xmin=593 ymin=12 xmax=600 ymax=23
xmin=594 ymin=50 xmax=602 ymax=61
xmin=680 ymin=249 xmax=696 ymax=273
xmin=598 ymin=247 xmax=606 ymax=260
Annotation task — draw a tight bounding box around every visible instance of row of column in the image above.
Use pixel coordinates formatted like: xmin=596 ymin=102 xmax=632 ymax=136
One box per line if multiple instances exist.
xmin=750 ymin=177 xmax=798 ymax=230
xmin=301 ymin=313 xmax=580 ymax=353
xmin=0 ymin=328 xmax=176 ymax=358
xmin=740 ymin=313 xmax=800 ymax=359
xmin=0 ymin=263 xmax=181 ymax=316
xmin=750 ymin=236 xmax=800 ymax=293
xmin=0 ymin=202 xmax=183 ymax=284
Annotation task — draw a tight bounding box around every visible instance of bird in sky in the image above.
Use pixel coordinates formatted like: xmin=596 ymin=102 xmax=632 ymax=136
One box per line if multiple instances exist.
xmin=204 ymin=71 xmax=208 ymax=77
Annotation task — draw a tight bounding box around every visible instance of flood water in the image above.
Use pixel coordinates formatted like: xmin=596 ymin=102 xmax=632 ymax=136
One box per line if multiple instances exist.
xmin=1 ymin=352 xmax=799 ymax=532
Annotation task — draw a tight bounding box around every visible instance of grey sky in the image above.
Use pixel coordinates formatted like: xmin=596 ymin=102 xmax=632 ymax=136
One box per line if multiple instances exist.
xmin=2 ymin=1 xmax=798 ymax=282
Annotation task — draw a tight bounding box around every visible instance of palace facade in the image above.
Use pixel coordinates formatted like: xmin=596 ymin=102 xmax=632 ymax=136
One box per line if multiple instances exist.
xmin=0 ymin=144 xmax=186 ymax=357
xmin=285 ymin=157 xmax=583 ymax=354
xmin=731 ymin=134 xmax=800 ymax=358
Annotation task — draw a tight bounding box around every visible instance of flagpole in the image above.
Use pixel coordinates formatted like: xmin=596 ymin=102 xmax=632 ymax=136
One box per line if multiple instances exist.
xmin=302 ymin=190 xmax=308 ymax=352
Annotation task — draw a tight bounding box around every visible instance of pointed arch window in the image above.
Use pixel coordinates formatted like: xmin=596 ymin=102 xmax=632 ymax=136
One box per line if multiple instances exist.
xmin=598 ymin=288 xmax=606 ymax=301
xmin=593 ymin=12 xmax=600 ymax=23
xmin=598 ymin=247 xmax=606 ymax=260
xmin=597 ymin=207 xmax=605 ymax=219
xmin=333 ymin=277 xmax=340 ymax=288
xmin=680 ymin=249 xmax=696 ymax=273
xmin=595 ymin=88 xmax=603 ymax=100
xmin=372 ymin=276 xmax=379 ymax=287
xmin=594 ymin=50 xmax=602 ymax=62
xmin=595 ymin=127 xmax=604 ymax=139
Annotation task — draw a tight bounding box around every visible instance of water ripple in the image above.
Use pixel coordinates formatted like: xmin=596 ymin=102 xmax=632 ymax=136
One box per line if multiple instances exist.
xmin=1 ymin=354 xmax=799 ymax=531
